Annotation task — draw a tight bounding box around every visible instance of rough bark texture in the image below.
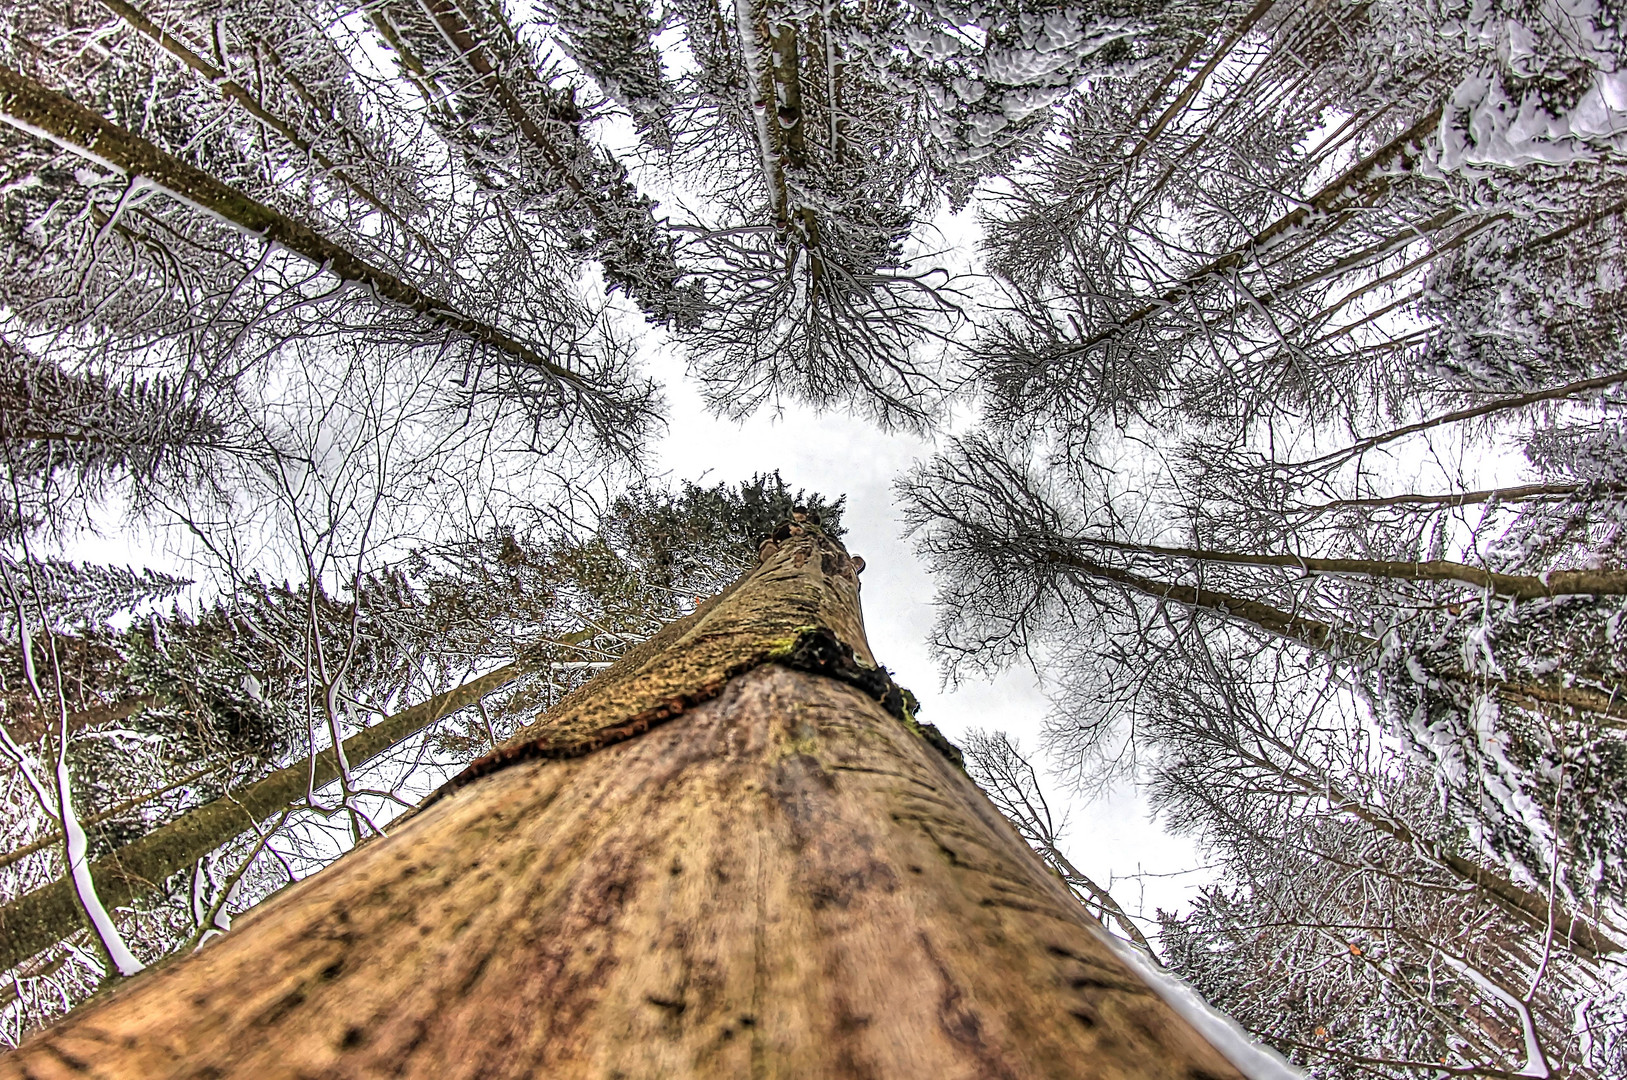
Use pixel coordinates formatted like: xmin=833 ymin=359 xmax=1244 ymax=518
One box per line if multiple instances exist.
xmin=0 ymin=532 xmax=1250 ymax=1078
xmin=436 ymin=529 xmax=874 ymax=789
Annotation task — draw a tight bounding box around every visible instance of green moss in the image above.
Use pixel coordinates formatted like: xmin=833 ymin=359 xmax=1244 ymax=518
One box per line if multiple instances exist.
xmin=763 ymin=626 xmax=822 ymax=661
xmin=895 ymin=686 xmax=921 ymax=726
xmin=885 ymin=686 xmax=963 ymax=771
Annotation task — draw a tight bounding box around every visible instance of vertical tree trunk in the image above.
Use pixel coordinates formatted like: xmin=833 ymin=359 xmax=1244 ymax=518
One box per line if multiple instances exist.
xmin=0 ymin=532 xmax=1259 ymax=1078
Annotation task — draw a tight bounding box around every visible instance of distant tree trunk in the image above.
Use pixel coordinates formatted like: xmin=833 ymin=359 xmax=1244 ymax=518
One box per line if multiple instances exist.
xmin=1038 ymin=105 xmax=1444 ymax=367
xmin=0 ymin=530 xmax=1256 ymax=1079
xmin=1298 ymin=362 xmax=1627 ymax=469
xmin=1127 ymin=0 xmax=1280 ymax=159
xmin=5 ymin=693 xmax=159 ymax=745
xmin=0 ymin=661 xmax=528 ymax=973
xmin=1286 ymin=480 xmax=1627 ymax=517
xmin=1034 ymin=550 xmax=1624 ymax=958
xmin=93 ymin=0 xmax=420 ymax=240
xmin=0 ymin=64 xmax=597 ymax=401
xmin=1065 ymin=535 xmax=1627 ymax=600
xmin=366 ymin=0 xmax=692 ymax=325
xmin=1048 ymin=547 xmax=1627 ymax=722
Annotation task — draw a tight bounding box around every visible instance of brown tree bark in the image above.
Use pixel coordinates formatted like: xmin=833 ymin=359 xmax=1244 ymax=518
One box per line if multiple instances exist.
xmin=0 ymin=530 xmax=1257 ymax=1079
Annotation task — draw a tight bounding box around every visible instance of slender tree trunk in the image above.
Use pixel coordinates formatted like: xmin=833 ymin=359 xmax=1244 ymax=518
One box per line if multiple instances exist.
xmin=1298 ymin=364 xmax=1627 ymax=470
xmin=734 ymin=0 xmax=788 ymax=225
xmin=0 ymin=761 xmax=221 ymax=874
xmin=1043 ymin=547 xmax=1347 ymax=651
xmin=92 ymin=0 xmax=432 ymax=252
xmin=5 ymin=692 xmax=159 ymax=744
xmin=1055 ymin=545 xmax=1627 ymax=719
xmin=1044 ymin=844 xmax=1158 ymax=956
xmin=386 ymin=0 xmax=596 ymax=194
xmin=1239 ymin=745 xmax=1626 ymax=962
xmin=1067 ymin=535 xmax=1627 ymax=600
xmin=1492 ymin=678 xmax=1627 ymax=725
xmin=369 ymin=0 xmax=689 ymax=322
xmin=1127 ymin=0 xmax=1279 ymax=159
xmin=1286 ymin=480 xmax=1626 ymax=517
xmin=0 ymin=65 xmax=597 ymax=401
xmin=1045 ymin=105 xmax=1443 ymax=367
xmin=0 ymin=531 xmax=1259 ymax=1079
xmin=0 ymin=661 xmax=527 ymax=973
xmin=1042 ymin=549 xmax=1624 ymax=956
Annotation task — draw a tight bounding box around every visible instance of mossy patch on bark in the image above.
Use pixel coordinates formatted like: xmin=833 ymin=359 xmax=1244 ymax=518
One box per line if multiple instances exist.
xmin=432 ymin=529 xmax=965 ymax=800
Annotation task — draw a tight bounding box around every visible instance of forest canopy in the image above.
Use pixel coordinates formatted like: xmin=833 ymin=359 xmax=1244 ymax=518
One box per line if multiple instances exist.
xmin=3 ymin=0 xmax=1627 ymax=1075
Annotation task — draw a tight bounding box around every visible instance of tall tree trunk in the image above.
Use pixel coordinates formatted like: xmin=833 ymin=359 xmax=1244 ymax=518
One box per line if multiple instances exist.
xmin=1127 ymin=0 xmax=1280 ymax=159
xmin=1243 ymin=745 xmax=1627 ymax=963
xmin=0 ymin=65 xmax=602 ymax=406
xmin=1286 ymin=480 xmax=1627 ymax=517
xmin=0 ymin=530 xmax=1262 ymax=1079
xmin=1041 ymin=549 xmax=1624 ymax=957
xmin=1065 ymin=535 xmax=1627 ymax=600
xmin=1045 ymin=843 xmax=1158 ymax=957
xmin=5 ymin=692 xmax=160 ymax=745
xmin=1298 ymin=363 xmax=1627 ymax=469
xmin=0 ymin=761 xmax=220 ymax=874
xmin=1043 ymin=547 xmax=1348 ymax=651
xmin=367 ymin=0 xmax=690 ymax=324
xmin=93 ymin=0 xmax=430 ymax=252
xmin=1046 ymin=546 xmax=1627 ymax=720
xmin=0 ymin=661 xmax=527 ymax=973
xmin=1035 ymin=105 xmax=1443 ymax=369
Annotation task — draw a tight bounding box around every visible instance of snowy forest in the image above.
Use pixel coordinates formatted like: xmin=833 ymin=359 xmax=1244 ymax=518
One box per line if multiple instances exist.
xmin=2 ymin=0 xmax=1626 ymax=1074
